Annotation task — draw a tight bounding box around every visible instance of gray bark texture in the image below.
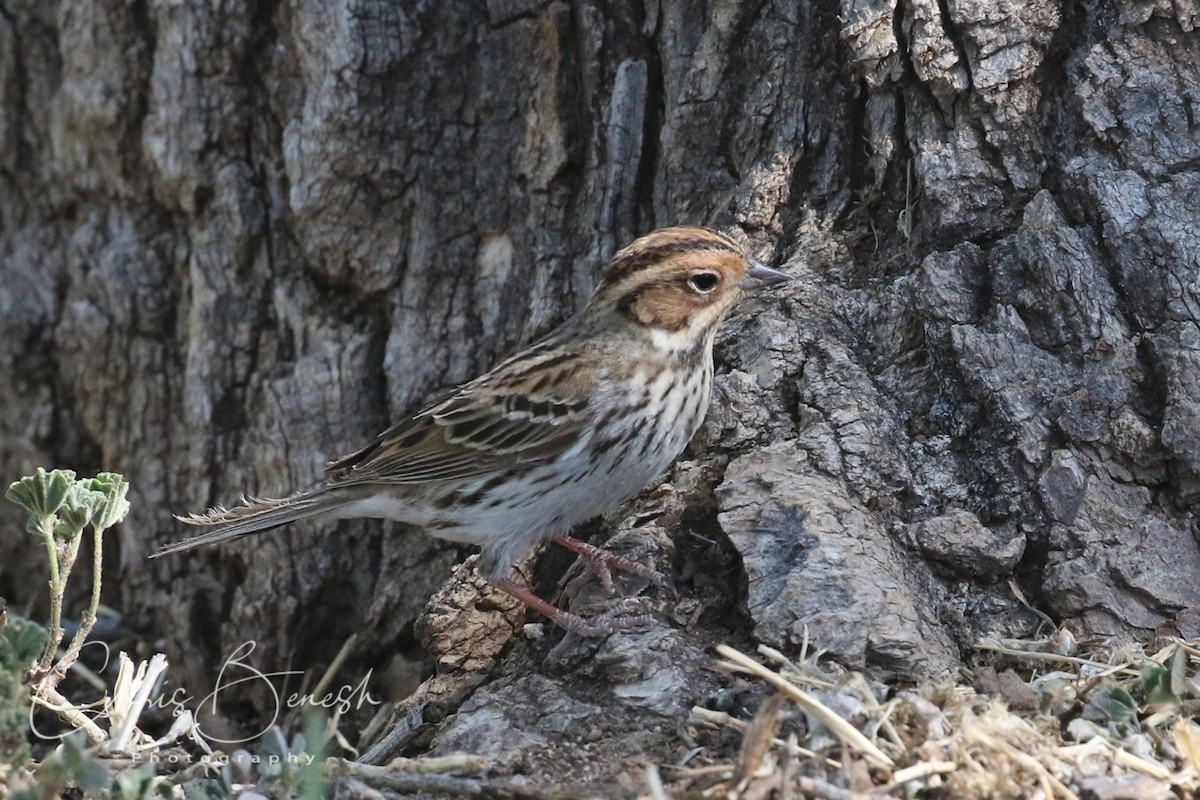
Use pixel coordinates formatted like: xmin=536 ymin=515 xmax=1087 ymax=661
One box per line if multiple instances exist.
xmin=2 ymin=0 xmax=1200 ymax=789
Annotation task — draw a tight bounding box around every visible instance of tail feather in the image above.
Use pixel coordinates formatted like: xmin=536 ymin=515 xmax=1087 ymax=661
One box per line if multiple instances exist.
xmin=153 ymin=489 xmax=337 ymax=557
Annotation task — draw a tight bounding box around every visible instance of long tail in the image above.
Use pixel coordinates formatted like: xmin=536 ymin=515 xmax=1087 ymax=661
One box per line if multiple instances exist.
xmin=153 ymin=488 xmax=343 ymax=557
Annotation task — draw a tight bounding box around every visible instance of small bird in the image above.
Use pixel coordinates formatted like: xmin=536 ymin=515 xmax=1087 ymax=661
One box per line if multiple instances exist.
xmin=156 ymin=227 xmax=790 ymax=634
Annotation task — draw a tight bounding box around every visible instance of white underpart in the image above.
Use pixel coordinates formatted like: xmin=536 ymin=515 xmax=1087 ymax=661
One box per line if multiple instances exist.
xmin=333 ymin=494 xmax=438 ymax=526
xmin=646 ymin=301 xmax=727 ymax=357
xmin=415 ymin=362 xmax=713 ymax=578
xmin=648 ymin=325 xmax=696 ymax=355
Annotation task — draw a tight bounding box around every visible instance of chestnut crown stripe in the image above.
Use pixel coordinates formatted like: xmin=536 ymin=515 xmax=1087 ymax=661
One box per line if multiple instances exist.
xmin=600 ymin=231 xmax=742 ymax=288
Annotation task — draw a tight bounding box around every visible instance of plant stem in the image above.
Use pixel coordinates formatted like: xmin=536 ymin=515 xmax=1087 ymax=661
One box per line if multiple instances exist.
xmin=108 ymin=653 xmax=169 ymax=752
xmin=39 ymin=516 xmax=64 ymax=673
xmin=31 ymin=682 xmax=107 ymax=748
xmin=59 ymin=531 xmax=84 ymax=596
xmin=40 ymin=527 xmax=84 ymax=681
xmin=57 ymin=523 xmax=106 ymax=677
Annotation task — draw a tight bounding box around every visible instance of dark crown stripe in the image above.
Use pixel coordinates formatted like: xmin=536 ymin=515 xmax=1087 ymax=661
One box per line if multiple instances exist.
xmin=604 ymin=233 xmax=739 ymax=285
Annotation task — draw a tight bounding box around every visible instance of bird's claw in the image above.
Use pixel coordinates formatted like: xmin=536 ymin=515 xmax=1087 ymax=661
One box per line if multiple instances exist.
xmin=556 ymin=597 xmax=655 ymax=637
xmin=550 ymin=533 xmax=669 ymax=593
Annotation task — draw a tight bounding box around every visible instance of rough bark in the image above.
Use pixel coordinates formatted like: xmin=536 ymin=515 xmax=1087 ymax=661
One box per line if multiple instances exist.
xmin=2 ymin=0 xmax=1199 ymax=791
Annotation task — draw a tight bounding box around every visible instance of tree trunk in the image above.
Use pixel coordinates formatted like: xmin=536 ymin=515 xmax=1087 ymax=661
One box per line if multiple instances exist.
xmin=2 ymin=0 xmax=1199 ymax=789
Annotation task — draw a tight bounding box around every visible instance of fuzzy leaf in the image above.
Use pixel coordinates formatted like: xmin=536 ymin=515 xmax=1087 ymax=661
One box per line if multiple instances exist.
xmin=56 ymin=484 xmax=106 ymax=539
xmin=82 ymin=472 xmax=130 ymax=532
xmin=0 ymin=612 xmax=50 ymax=668
xmin=1083 ymin=683 xmax=1139 ymax=735
xmin=1142 ymin=664 xmax=1178 ymax=707
xmin=5 ymin=468 xmax=76 ymax=520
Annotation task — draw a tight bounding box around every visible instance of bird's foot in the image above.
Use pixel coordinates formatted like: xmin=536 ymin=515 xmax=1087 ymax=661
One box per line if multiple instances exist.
xmin=492 ymin=579 xmax=653 ymax=637
xmin=549 ymin=532 xmax=669 ymax=593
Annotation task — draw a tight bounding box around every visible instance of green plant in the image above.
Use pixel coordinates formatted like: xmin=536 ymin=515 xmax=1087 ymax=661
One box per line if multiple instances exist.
xmin=0 ymin=601 xmax=49 ymax=768
xmin=5 ymin=468 xmax=130 ymax=747
xmin=2 ymin=731 xmax=171 ymax=800
xmin=3 ymin=469 xmax=346 ymax=799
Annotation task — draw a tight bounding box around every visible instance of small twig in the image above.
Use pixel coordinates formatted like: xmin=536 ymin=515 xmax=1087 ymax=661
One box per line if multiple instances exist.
xmin=1056 ymin=737 xmax=1173 ymax=781
xmin=360 ymin=704 xmax=426 ymax=765
xmin=734 ymin=692 xmax=787 ymax=785
xmin=310 ymin=633 xmax=358 ymax=703
xmin=874 ymin=713 xmax=905 ymax=750
xmin=974 ymin=640 xmax=1139 ymax=677
xmin=659 ymin=763 xmax=734 ymax=778
xmin=689 ymin=706 xmax=841 ymax=768
xmin=383 ymin=754 xmax=488 ymax=774
xmin=780 ymin=733 xmax=799 ymax=800
xmin=1007 ymin=580 xmax=1058 ymax=632
xmin=714 ymin=644 xmax=894 ymax=769
xmin=875 ymin=760 xmax=957 ymax=792
xmin=757 ymin=643 xmax=834 ymax=689
xmin=644 ymin=763 xmax=668 ymax=800
xmin=30 ymin=683 xmax=107 ymax=747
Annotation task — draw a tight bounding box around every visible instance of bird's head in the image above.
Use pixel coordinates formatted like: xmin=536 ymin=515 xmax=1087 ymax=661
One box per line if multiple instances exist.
xmin=587 ymin=226 xmax=790 ymax=355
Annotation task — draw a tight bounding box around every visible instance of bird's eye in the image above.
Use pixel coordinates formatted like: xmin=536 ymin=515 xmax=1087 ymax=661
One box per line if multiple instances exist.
xmin=688 ymin=272 xmax=720 ymax=293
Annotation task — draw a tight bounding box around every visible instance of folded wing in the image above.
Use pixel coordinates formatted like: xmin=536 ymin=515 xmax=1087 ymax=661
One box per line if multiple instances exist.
xmin=326 ymin=344 xmax=596 ymax=486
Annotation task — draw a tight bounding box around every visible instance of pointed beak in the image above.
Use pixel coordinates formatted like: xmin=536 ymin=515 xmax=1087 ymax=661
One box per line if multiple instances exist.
xmin=743 ymin=259 xmax=792 ymax=289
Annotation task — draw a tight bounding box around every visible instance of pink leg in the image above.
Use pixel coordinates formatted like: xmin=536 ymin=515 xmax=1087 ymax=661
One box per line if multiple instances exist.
xmin=493 ymin=578 xmax=653 ymax=637
xmin=548 ymin=533 xmax=669 ymax=588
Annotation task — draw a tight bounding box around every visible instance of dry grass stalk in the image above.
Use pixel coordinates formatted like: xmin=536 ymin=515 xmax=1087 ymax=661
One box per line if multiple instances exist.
xmin=689 ymin=707 xmax=840 ymax=769
xmin=732 ymin=692 xmax=787 ymax=787
xmin=713 ymin=644 xmax=893 ymax=769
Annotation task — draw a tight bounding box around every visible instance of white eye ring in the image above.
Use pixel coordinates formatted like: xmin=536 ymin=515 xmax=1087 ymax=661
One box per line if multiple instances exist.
xmin=688 ymin=271 xmax=720 ymax=293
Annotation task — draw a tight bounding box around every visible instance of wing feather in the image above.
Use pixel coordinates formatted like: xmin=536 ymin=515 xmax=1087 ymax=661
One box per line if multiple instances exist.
xmin=325 ymin=343 xmax=595 ymax=486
